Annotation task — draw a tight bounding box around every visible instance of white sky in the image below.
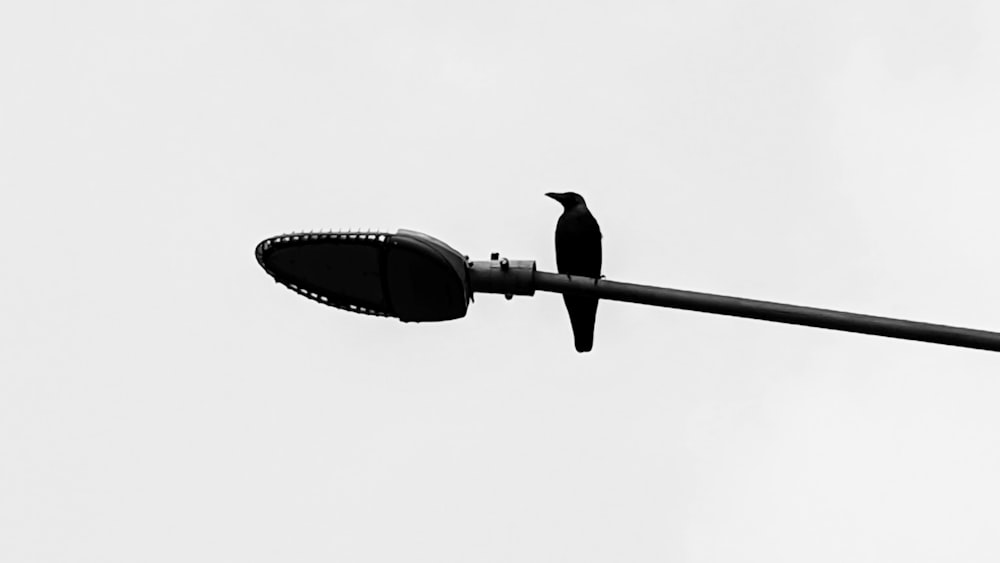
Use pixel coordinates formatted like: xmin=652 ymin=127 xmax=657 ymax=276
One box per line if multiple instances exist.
xmin=3 ymin=1 xmax=1000 ymax=561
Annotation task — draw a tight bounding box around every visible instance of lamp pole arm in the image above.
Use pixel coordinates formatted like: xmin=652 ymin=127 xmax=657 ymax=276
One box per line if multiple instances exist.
xmin=467 ymin=259 xmax=1000 ymax=353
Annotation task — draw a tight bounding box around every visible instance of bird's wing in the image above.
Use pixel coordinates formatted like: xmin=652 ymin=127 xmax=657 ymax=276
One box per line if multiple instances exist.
xmin=554 ymin=209 xmax=602 ymax=277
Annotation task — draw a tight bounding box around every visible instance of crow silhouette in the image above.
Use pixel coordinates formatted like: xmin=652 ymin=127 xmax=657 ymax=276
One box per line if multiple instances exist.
xmin=546 ymin=192 xmax=602 ymax=353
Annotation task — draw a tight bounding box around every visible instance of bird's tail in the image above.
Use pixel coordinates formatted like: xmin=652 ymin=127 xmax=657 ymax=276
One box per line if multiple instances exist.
xmin=564 ymin=295 xmax=598 ymax=353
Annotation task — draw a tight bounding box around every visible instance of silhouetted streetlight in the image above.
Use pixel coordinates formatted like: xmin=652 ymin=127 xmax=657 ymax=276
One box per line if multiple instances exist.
xmin=255 ymin=228 xmax=1000 ymax=353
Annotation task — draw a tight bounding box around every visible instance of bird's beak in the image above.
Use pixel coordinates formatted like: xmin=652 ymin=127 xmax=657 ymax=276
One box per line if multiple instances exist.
xmin=545 ymin=192 xmax=562 ymax=203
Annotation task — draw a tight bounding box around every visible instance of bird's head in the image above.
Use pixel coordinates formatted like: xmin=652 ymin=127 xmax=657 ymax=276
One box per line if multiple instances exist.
xmin=545 ymin=191 xmax=587 ymax=210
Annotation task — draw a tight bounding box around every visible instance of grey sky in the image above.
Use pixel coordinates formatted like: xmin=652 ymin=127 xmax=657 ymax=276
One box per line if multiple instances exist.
xmin=3 ymin=1 xmax=1000 ymax=561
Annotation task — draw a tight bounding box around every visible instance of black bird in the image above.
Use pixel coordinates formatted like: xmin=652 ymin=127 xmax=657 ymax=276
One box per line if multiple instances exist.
xmin=545 ymin=192 xmax=602 ymax=353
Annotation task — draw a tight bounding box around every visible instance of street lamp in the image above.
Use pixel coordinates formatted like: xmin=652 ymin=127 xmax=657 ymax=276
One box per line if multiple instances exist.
xmin=255 ymin=228 xmax=1000 ymax=353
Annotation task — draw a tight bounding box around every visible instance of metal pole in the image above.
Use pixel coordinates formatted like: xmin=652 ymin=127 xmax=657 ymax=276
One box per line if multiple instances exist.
xmin=532 ymin=271 xmax=1000 ymax=353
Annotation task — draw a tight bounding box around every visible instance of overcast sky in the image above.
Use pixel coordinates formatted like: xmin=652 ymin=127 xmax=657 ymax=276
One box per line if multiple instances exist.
xmin=3 ymin=1 xmax=1000 ymax=561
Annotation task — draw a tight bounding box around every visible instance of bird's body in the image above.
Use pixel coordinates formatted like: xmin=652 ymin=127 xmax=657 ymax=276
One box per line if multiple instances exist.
xmin=546 ymin=192 xmax=602 ymax=352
